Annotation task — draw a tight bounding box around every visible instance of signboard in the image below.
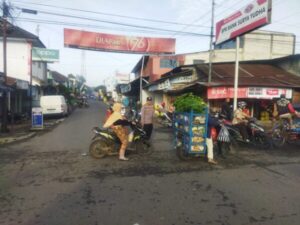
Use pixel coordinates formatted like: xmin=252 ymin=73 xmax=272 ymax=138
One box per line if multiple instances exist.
xmin=32 ymin=47 xmax=59 ymax=62
xmin=115 ymin=72 xmax=130 ymax=84
xmin=64 ymin=28 xmax=176 ymax=54
xmin=207 ymin=87 xmax=292 ymax=99
xmin=31 ymin=107 xmax=43 ymax=130
xmin=171 ymin=75 xmax=196 ymax=84
xmin=120 ymin=84 xmax=131 ymax=94
xmin=149 ymin=79 xmax=171 ymax=92
xmin=215 ymin=0 xmax=272 ymax=45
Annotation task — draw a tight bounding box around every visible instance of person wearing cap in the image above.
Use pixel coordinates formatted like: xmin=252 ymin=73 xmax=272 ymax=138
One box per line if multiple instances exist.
xmin=141 ymin=97 xmax=155 ymax=141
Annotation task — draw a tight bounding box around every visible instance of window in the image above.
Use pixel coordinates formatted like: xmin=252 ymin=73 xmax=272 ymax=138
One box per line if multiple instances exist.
xmin=215 ymin=37 xmax=245 ymax=49
xmin=193 ymin=59 xmax=204 ymax=64
xmin=160 ymin=59 xmax=178 ymax=68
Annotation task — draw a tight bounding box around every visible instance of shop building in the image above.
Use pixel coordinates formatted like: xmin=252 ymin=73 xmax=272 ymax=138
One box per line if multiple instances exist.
xmin=146 ymin=57 xmax=300 ymax=121
xmin=0 ymin=20 xmax=47 ymax=119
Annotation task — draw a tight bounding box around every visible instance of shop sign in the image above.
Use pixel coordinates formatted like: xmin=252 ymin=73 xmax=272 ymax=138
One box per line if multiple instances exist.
xmin=208 ymin=87 xmax=292 ymax=99
xmin=64 ymin=28 xmax=176 ymax=54
xmin=215 ymin=0 xmax=272 ymax=45
xmin=148 ymin=79 xmax=171 ymax=92
xmin=32 ymin=47 xmax=59 ymax=62
xmin=158 ymin=79 xmax=171 ymax=90
xmin=247 ymin=87 xmax=292 ymax=99
xmin=171 ymin=75 xmax=195 ymax=84
xmin=120 ymin=84 xmax=131 ymax=93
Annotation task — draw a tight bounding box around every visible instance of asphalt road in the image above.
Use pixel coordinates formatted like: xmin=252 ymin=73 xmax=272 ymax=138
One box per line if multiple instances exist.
xmin=0 ymin=100 xmax=300 ymax=225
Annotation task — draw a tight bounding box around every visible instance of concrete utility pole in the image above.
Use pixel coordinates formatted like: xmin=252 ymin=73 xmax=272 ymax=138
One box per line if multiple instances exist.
xmin=1 ymin=0 xmax=9 ymax=132
xmin=208 ymin=0 xmax=215 ymax=84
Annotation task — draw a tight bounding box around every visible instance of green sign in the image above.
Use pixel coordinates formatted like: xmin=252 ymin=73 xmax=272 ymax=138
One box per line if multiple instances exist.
xmin=32 ymin=47 xmax=59 ymax=62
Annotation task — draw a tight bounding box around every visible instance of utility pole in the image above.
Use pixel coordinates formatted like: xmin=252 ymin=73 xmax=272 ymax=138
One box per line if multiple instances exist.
xmin=1 ymin=0 xmax=9 ymax=132
xmin=208 ymin=0 xmax=215 ymax=83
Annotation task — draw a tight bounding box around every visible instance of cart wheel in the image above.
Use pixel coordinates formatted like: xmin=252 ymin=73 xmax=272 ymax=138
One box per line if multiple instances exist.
xmin=176 ymin=146 xmax=191 ymax=161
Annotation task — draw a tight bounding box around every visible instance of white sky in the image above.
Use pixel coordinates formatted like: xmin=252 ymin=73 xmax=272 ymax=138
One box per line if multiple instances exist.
xmin=10 ymin=0 xmax=300 ymax=86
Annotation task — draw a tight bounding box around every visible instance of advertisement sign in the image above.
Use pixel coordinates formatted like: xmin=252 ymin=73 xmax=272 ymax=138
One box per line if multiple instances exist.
xmin=208 ymin=87 xmax=292 ymax=99
xmin=64 ymin=28 xmax=176 ymax=54
xmin=32 ymin=47 xmax=59 ymax=62
xmin=31 ymin=107 xmax=43 ymax=130
xmin=215 ymin=0 xmax=272 ymax=45
xmin=115 ymin=72 xmax=130 ymax=84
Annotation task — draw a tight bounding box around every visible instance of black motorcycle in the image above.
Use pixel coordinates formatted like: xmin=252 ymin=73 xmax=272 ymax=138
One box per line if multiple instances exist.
xmin=220 ymin=118 xmax=271 ymax=151
xmin=89 ymin=122 xmax=151 ymax=159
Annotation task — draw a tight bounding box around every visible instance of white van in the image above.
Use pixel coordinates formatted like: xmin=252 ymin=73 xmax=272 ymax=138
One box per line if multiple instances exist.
xmin=40 ymin=95 xmax=68 ymax=117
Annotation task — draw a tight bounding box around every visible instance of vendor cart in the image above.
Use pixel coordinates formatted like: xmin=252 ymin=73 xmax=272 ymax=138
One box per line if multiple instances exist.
xmin=173 ymin=110 xmax=208 ymax=160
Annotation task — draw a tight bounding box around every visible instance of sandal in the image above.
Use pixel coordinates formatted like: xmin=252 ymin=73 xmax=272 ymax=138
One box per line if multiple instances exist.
xmin=208 ymin=159 xmax=218 ymax=165
xmin=119 ymin=157 xmax=129 ymax=161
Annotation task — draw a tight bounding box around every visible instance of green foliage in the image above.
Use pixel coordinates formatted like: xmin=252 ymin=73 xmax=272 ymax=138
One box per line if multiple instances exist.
xmin=174 ymin=93 xmax=207 ymax=113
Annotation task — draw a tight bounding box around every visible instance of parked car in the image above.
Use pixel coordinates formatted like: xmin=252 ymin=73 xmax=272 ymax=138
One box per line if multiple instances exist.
xmin=40 ymin=95 xmax=68 ymax=117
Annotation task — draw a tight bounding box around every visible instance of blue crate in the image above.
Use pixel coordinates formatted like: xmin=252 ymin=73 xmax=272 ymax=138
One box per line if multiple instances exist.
xmin=173 ymin=109 xmax=208 ymax=155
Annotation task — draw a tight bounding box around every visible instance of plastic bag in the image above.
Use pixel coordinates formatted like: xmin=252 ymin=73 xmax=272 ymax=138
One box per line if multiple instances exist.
xmin=217 ymin=125 xmax=230 ymax=143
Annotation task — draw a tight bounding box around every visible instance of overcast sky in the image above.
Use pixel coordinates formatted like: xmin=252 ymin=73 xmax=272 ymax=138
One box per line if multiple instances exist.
xmin=10 ymin=0 xmax=300 ymax=86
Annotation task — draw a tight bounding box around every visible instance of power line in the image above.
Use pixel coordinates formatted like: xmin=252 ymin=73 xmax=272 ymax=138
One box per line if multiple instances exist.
xmin=14 ymin=7 xmax=212 ymax=37
xmin=12 ymin=1 xmax=211 ymax=28
xmin=14 ymin=17 xmax=211 ymax=37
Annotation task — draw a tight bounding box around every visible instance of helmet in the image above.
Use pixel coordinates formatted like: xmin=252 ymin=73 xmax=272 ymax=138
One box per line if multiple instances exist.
xmin=280 ymin=94 xmax=286 ymax=99
xmin=146 ymin=96 xmax=152 ymax=101
xmin=238 ymin=101 xmax=247 ymax=109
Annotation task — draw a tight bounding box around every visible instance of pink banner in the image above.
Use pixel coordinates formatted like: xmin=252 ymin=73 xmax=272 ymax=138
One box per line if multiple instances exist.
xmin=64 ymin=28 xmax=176 ymax=54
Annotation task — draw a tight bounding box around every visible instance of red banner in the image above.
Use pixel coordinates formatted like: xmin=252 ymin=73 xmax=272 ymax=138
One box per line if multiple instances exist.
xmin=207 ymin=87 xmax=292 ymax=99
xmin=64 ymin=28 xmax=176 ymax=54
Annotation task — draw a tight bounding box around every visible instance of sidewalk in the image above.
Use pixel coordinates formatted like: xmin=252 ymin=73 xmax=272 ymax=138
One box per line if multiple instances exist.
xmin=0 ymin=120 xmax=35 ymax=145
xmin=0 ymin=118 xmax=65 ymax=145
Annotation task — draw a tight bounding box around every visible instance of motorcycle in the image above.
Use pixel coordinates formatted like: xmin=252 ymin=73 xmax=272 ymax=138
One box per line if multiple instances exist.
xmin=219 ymin=117 xmax=272 ymax=151
xmin=271 ymin=118 xmax=300 ymax=148
xmin=89 ymin=121 xmax=151 ymax=159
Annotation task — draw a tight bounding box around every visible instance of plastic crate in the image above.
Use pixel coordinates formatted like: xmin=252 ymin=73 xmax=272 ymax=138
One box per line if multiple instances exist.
xmin=173 ymin=110 xmax=208 ymax=155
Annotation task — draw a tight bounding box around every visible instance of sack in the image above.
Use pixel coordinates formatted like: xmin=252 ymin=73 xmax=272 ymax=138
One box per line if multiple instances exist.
xmin=217 ymin=126 xmax=230 ymax=143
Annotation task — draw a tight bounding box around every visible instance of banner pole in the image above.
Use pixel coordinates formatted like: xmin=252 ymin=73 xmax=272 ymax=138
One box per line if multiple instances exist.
xmin=140 ymin=55 xmax=145 ymax=104
xmin=233 ymin=36 xmax=240 ymax=111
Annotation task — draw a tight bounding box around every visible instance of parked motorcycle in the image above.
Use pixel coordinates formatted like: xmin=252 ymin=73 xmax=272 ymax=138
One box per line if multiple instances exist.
xmin=89 ymin=122 xmax=151 ymax=159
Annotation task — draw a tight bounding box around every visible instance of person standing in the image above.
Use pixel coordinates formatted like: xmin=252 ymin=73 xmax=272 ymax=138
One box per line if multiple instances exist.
xmin=141 ymin=97 xmax=155 ymax=141
xmin=220 ymin=98 xmax=233 ymax=121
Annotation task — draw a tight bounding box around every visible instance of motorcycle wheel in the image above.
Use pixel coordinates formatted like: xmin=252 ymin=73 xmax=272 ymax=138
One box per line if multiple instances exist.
xmin=135 ymin=141 xmax=152 ymax=155
xmin=219 ymin=142 xmax=231 ymax=154
xmin=176 ymin=145 xmax=191 ymax=161
xmin=89 ymin=138 xmax=113 ymax=159
xmin=254 ymin=132 xmax=272 ymax=149
xmin=271 ymin=124 xmax=286 ymax=148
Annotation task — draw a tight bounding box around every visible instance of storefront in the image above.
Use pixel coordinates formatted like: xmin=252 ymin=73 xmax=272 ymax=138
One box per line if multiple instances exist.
xmin=207 ymin=86 xmax=296 ymax=121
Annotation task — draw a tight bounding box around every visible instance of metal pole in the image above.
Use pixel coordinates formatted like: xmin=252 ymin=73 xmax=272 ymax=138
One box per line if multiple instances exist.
xmin=29 ymin=46 xmax=32 ymax=119
xmin=233 ymin=36 xmax=240 ymax=111
xmin=139 ymin=55 xmax=145 ymax=104
xmin=1 ymin=1 xmax=8 ymax=132
xmin=208 ymin=0 xmax=215 ymax=83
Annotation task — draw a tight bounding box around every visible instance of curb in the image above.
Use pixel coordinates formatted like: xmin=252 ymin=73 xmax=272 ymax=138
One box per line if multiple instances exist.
xmin=0 ymin=118 xmax=65 ymax=146
xmin=0 ymin=132 xmax=36 ymax=145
